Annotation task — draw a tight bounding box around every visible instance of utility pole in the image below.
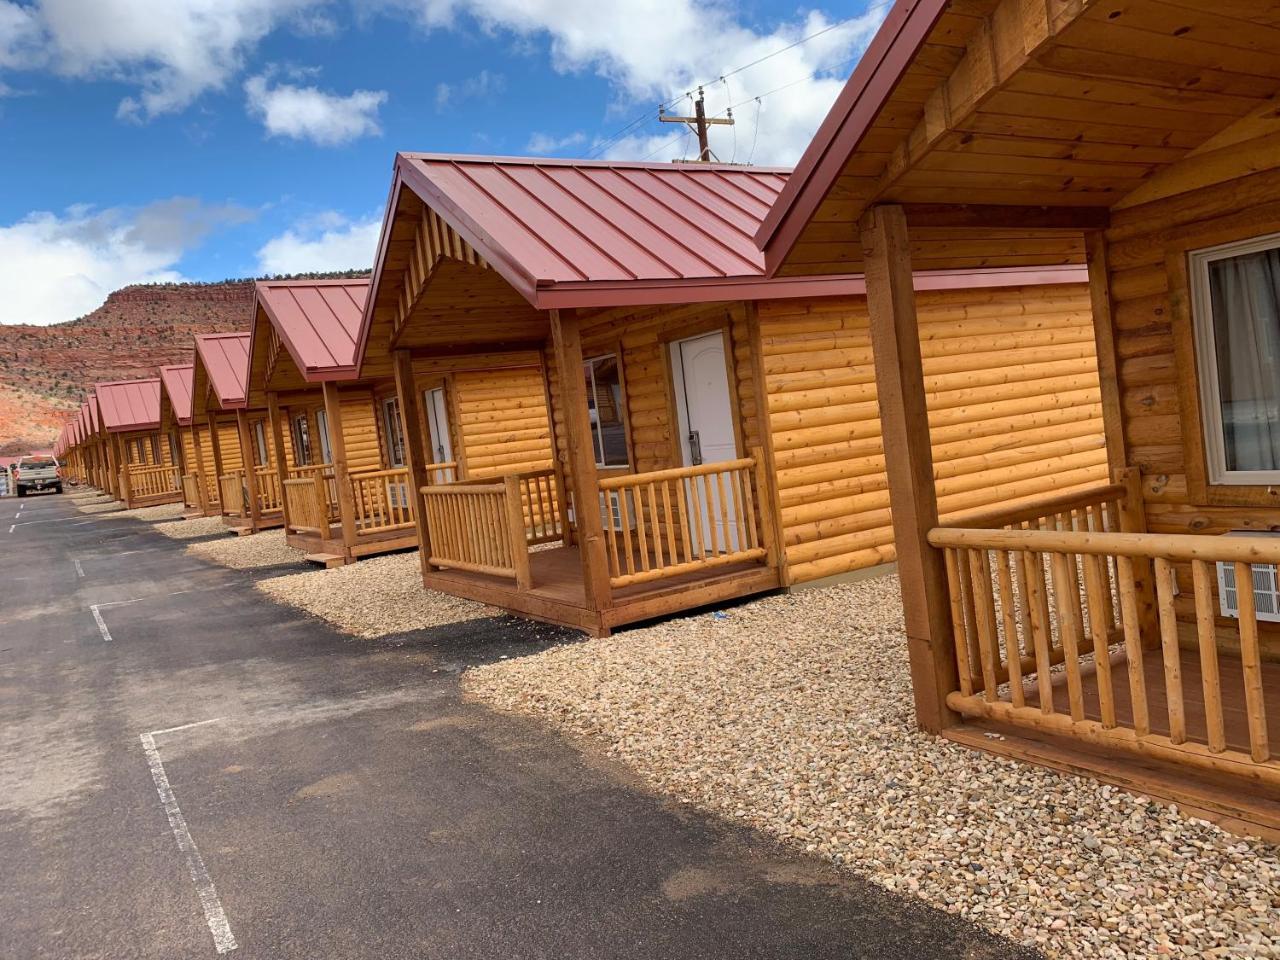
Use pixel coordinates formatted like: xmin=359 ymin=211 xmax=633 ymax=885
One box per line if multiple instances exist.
xmin=659 ymin=86 xmax=734 ymax=162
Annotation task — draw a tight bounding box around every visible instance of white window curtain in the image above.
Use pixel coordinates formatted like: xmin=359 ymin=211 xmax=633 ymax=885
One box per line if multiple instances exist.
xmin=1208 ymin=248 xmax=1280 ymax=472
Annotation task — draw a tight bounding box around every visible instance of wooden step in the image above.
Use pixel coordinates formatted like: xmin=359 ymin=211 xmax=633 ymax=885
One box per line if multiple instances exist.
xmin=304 ymin=552 xmax=347 ymax=569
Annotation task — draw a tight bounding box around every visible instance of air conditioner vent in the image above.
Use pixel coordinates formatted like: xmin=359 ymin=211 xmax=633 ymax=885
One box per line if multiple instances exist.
xmin=1215 ymin=531 xmax=1280 ymax=622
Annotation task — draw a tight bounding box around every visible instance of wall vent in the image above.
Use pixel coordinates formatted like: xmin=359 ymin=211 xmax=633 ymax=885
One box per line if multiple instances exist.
xmin=1215 ymin=531 xmax=1280 ymax=622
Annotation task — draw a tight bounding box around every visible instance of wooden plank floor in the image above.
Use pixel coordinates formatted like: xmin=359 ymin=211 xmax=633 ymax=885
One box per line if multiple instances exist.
xmin=1024 ymin=644 xmax=1280 ymax=756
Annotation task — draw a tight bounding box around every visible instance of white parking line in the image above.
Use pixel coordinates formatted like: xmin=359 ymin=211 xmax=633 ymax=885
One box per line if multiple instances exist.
xmin=140 ymin=723 xmax=238 ymax=955
xmin=88 ymin=598 xmax=142 ymax=642
xmin=74 ymin=559 xmax=85 ymax=578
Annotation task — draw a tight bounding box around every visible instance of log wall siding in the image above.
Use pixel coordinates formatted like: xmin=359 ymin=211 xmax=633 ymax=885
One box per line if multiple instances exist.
xmin=552 ymin=289 xmax=1103 ymax=585
xmin=180 ymin=429 xmax=197 ymax=473
xmin=394 ymin=205 xmax=490 ymax=336
xmin=452 ymin=367 xmax=555 ymax=478
xmin=217 ymin=421 xmax=244 ymax=473
xmin=341 ymin=393 xmax=383 ymax=473
xmin=1105 ymin=138 xmax=1280 ymax=650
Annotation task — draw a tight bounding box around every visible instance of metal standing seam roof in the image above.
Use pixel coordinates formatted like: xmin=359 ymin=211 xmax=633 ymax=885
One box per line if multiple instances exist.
xmin=252 ymin=279 xmax=370 ymax=380
xmin=93 ymin=379 xmax=162 ymax=432
xmin=159 ymin=364 xmax=195 ymax=425
xmin=87 ymin=396 xmax=101 ymax=434
xmin=195 ymin=332 xmax=252 ymax=409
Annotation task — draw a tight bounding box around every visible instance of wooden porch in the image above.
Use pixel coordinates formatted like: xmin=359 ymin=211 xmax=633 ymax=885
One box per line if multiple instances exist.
xmin=218 ymin=467 xmax=285 ymax=534
xmin=119 ymin=463 xmax=182 ymax=509
xmin=281 ymin=463 xmax=418 ymax=564
xmin=414 ymin=456 xmax=783 ymax=635
xmin=928 ymin=480 xmax=1280 ymax=833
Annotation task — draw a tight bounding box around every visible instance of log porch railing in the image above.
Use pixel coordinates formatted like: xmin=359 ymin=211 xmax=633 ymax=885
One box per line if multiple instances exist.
xmin=426 ymin=461 xmax=459 ymax=485
xmin=351 ymin=468 xmax=415 ymax=535
xmin=283 ymin=473 xmax=331 ymax=535
xmin=218 ymin=472 xmax=245 ymax=516
xmin=928 ymin=481 xmax=1277 ymax=789
xmin=124 ymin=463 xmax=181 ymax=500
xmin=181 ymin=472 xmax=202 ymax=507
xmin=420 ymin=475 xmax=533 ymax=587
xmin=598 ymin=454 xmax=770 ymax=589
xmin=254 ymin=467 xmax=283 ymax=513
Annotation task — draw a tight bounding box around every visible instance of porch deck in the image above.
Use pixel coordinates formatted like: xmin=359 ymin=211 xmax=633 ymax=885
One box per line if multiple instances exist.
xmin=286 ymin=525 xmax=419 ymax=564
xmin=424 ymin=543 xmax=781 ymax=635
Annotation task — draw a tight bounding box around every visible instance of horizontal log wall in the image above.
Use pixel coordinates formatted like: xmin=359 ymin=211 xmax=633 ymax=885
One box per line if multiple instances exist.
xmin=452 ymin=367 xmax=555 ymax=479
xmin=1106 ymin=133 xmax=1280 ymax=654
xmin=758 ymin=283 xmax=1107 ymax=583
xmin=217 ymin=421 xmax=243 ymax=472
xmin=340 ymin=392 xmax=383 ymax=473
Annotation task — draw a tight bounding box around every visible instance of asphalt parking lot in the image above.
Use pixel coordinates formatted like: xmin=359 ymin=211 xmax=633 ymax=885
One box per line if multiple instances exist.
xmin=0 ymin=490 xmax=1039 ymax=959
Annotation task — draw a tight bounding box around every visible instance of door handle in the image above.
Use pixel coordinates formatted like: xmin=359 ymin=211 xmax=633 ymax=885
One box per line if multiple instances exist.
xmin=688 ymin=430 xmax=703 ymax=466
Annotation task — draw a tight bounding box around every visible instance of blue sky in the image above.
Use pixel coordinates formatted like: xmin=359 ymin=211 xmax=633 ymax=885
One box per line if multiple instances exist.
xmin=0 ymin=0 xmax=887 ymax=325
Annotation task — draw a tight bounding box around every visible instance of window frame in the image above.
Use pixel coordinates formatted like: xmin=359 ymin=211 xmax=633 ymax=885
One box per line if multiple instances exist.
xmin=1189 ymin=230 xmax=1280 ymax=486
xmin=382 ymin=396 xmax=406 ymax=467
xmin=292 ymin=413 xmax=312 ymax=466
xmin=315 ymin=408 xmax=334 ymax=466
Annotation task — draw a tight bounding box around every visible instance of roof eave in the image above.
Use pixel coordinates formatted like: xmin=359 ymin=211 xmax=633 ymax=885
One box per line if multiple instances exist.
xmin=755 ymin=0 xmax=949 ymax=274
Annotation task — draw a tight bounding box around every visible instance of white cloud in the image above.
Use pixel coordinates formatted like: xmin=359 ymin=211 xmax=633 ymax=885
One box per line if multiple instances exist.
xmin=257 ymin=212 xmax=380 ymax=274
xmin=8 ymin=0 xmax=321 ymax=119
xmin=0 ymin=198 xmax=253 ymax=326
xmin=390 ymin=1 xmax=886 ymax=166
xmin=434 ymin=68 xmax=504 ymax=112
xmin=526 ymin=130 xmax=586 ymax=155
xmin=245 ymin=74 xmax=387 ymax=145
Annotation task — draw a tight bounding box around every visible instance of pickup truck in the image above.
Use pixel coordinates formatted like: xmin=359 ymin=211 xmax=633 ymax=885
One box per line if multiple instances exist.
xmin=14 ymin=456 xmax=62 ymax=497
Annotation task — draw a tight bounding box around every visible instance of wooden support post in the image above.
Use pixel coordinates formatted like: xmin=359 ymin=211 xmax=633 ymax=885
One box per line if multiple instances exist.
xmin=106 ymin=433 xmax=122 ymax=499
xmin=1085 ymin=231 xmax=1126 ymax=475
xmin=744 ymin=302 xmax=789 ymax=584
xmin=549 ymin=308 xmax=613 ymax=616
xmin=860 ymin=204 xmax=959 ymax=733
xmin=207 ymin=413 xmax=226 ymax=513
xmin=190 ymin=422 xmax=209 ymax=513
xmin=266 ymin=392 xmax=292 ymax=531
xmin=1116 ymin=466 xmax=1159 ymax=649
xmin=236 ymin=410 xmax=261 ymax=527
xmin=393 ymin=349 xmax=436 ymax=578
xmin=322 ymin=382 xmax=358 ymax=549
xmin=118 ymin=444 xmax=133 ymax=507
xmin=504 ymin=475 xmax=533 ymax=590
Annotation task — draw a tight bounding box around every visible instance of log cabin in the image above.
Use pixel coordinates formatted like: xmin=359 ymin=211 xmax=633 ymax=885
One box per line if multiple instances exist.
xmin=364 ymin=153 xmax=1106 ymax=636
xmin=245 ymin=276 xmax=555 ymax=565
xmin=158 ymin=363 xmax=204 ymax=514
xmin=192 ymin=331 xmax=287 ymax=534
xmin=79 ymin=396 xmax=116 ymax=496
xmin=756 ymin=0 xmax=1280 ymax=833
xmin=92 ymin=379 xmax=182 ymax=508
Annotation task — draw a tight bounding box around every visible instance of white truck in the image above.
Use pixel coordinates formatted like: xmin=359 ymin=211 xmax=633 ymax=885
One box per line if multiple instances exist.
xmin=13 ymin=455 xmax=62 ymax=497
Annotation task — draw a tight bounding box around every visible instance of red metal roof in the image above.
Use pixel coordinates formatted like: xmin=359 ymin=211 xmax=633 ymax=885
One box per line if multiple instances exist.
xmin=755 ymin=0 xmax=947 ymax=272
xmin=386 ymin=154 xmax=794 ymax=310
xmin=195 ymin=333 xmax=251 ymax=409
xmin=253 ymin=279 xmax=370 ymax=380
xmin=87 ymin=396 xmax=101 ymax=434
xmin=94 ymin=378 xmax=162 ymax=432
xmin=159 ymin=364 xmax=195 ymax=425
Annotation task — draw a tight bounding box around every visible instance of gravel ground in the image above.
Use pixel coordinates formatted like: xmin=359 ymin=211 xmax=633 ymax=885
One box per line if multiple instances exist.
xmin=464 ymin=574 xmax=1280 ymax=960
xmin=153 ymin=515 xmax=227 ymax=540
xmin=186 ymin=528 xmax=307 ymax=570
xmin=256 ymin=552 xmax=494 ymax=638
xmin=119 ymin=503 xmax=186 ymax=522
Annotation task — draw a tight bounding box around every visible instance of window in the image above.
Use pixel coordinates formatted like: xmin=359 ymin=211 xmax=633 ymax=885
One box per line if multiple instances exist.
xmin=583 ymin=354 xmax=628 ymax=467
xmin=292 ymin=414 xmax=312 ymax=465
xmin=1191 ymin=233 xmax=1280 ymax=483
xmin=168 ymin=433 xmax=181 ymax=467
xmin=314 ymin=409 xmax=333 ymax=465
xmin=383 ymin=397 xmax=406 ymax=467
xmin=253 ymin=421 xmax=269 ymax=466
xmin=423 ymin=387 xmax=454 ymax=465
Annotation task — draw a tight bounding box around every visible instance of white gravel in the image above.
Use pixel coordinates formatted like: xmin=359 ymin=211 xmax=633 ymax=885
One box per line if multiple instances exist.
xmin=153 ymin=515 xmax=227 ymax=540
xmin=256 ymin=552 xmax=494 ymax=638
xmin=186 ymin=529 xmax=306 ymax=570
xmin=464 ymin=574 xmax=1280 ymax=960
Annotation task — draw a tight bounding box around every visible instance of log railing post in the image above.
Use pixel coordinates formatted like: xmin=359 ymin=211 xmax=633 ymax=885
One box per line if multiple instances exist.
xmin=860 ymin=204 xmax=959 ymax=733
xmin=189 ymin=424 xmax=209 ymax=514
xmin=749 ymin=446 xmax=780 ymax=570
xmin=1116 ymin=465 xmax=1159 ymax=649
xmin=550 ymin=308 xmax=612 ymax=615
xmin=504 ymin=475 xmax=533 ymax=590
xmin=322 ymin=382 xmax=359 ymax=549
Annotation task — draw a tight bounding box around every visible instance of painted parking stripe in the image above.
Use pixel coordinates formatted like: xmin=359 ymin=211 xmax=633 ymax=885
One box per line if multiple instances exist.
xmin=140 ymin=726 xmax=238 ymax=954
xmin=88 ymin=598 xmax=142 ymax=642
xmin=74 ymin=559 xmax=85 ymax=578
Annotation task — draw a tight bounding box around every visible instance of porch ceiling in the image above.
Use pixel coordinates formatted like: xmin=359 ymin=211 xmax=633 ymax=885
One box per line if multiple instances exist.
xmin=393 ymin=258 xmax=547 ymax=351
xmin=762 ymin=0 xmax=1280 ymax=275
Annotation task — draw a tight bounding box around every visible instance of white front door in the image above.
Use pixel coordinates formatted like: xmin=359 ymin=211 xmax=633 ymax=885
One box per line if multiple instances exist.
xmin=670 ymin=330 xmax=738 ymax=554
xmin=424 ymin=387 xmax=456 ymax=481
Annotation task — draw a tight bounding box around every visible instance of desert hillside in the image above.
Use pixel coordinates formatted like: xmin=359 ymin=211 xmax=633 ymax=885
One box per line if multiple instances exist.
xmin=0 ymin=273 xmax=365 ymax=454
